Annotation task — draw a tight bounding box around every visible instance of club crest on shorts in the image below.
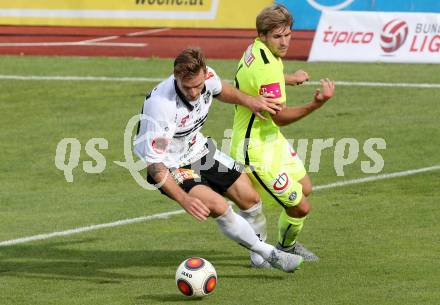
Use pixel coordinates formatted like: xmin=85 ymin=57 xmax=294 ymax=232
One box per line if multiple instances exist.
xmin=288 ymin=191 xmax=297 ymax=201
xmin=271 ymin=172 xmax=290 ymax=194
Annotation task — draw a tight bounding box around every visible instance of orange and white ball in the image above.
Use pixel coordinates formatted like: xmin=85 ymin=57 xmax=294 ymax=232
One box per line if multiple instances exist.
xmin=175 ymin=257 xmax=217 ymax=297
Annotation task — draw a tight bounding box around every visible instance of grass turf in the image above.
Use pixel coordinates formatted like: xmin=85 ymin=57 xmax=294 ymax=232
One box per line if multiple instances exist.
xmin=0 ymin=55 xmax=439 ymax=305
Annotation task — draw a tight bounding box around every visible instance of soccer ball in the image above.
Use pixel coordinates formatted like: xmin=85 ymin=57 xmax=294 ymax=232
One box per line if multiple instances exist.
xmin=175 ymin=257 xmax=217 ymax=297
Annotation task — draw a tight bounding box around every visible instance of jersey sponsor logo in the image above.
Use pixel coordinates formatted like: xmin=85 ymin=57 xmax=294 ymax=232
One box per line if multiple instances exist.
xmin=259 ymin=83 xmax=282 ymax=98
xmin=171 ymin=168 xmax=200 ymax=184
xmin=178 ymin=115 xmax=190 ymax=127
xmin=174 ymin=114 xmax=208 ymax=138
xmin=271 ymin=172 xmax=290 ymax=194
xmin=151 ymin=137 xmax=169 ymax=154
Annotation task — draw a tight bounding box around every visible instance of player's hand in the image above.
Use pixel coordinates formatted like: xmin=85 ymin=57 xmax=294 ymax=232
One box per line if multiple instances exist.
xmin=249 ymin=94 xmax=283 ymax=120
xmin=286 ymin=69 xmax=309 ymax=85
xmin=313 ymin=78 xmax=335 ymax=105
xmin=180 ymin=195 xmax=210 ymax=221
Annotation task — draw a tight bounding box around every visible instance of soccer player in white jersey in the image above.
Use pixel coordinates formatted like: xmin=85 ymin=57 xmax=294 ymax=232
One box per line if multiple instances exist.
xmin=134 ymin=47 xmax=303 ymax=272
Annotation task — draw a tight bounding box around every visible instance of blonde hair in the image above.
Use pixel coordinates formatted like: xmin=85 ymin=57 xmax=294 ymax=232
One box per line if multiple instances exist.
xmin=256 ymin=4 xmax=293 ymax=35
xmin=173 ymin=47 xmax=207 ymax=80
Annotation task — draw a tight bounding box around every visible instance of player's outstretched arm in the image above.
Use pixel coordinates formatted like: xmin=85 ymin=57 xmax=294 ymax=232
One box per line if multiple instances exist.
xmin=147 ymin=162 xmax=210 ymax=221
xmin=216 ymin=81 xmax=283 ymax=120
xmin=285 ymin=69 xmax=309 ymax=86
xmin=313 ymin=78 xmax=335 ymax=105
xmin=272 ymin=78 xmax=335 ymax=126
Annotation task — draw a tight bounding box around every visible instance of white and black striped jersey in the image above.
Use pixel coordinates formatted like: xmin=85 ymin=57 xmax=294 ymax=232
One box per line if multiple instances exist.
xmin=134 ymin=67 xmax=222 ymax=168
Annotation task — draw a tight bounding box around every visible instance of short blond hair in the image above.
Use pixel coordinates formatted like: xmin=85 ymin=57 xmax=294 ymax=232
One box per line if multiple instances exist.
xmin=173 ymin=47 xmax=207 ymax=80
xmin=256 ymin=4 xmax=293 ymax=35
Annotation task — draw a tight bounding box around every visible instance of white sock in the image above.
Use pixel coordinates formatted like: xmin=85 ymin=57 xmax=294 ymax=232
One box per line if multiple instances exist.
xmin=216 ymin=206 xmax=273 ymax=260
xmin=238 ymin=202 xmax=268 ymax=265
xmin=238 ymin=201 xmax=267 ymax=241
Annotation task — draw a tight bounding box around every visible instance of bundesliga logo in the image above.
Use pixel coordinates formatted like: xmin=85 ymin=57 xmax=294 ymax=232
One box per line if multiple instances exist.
xmin=380 ymin=19 xmax=409 ymax=53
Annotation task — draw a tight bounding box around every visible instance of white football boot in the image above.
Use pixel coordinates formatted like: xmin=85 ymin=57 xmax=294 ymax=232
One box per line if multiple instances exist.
xmin=276 ymin=242 xmax=319 ymax=261
xmin=266 ymin=248 xmax=304 ymax=272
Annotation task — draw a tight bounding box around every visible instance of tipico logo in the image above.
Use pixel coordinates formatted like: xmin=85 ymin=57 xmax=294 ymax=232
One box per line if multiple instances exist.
xmin=380 ymin=19 xmax=409 ymax=53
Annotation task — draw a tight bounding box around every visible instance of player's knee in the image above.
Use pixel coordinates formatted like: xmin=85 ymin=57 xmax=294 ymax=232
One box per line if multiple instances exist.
xmin=232 ymin=188 xmax=260 ymax=210
xmin=247 ymin=190 xmax=261 ymax=205
xmin=286 ymin=199 xmax=310 ymax=218
xmin=238 ymin=174 xmax=261 ymax=204
xmin=302 ymin=184 xmax=312 ymax=197
xmin=209 ymin=198 xmax=229 ymax=217
xmin=300 ymin=175 xmax=313 ymax=197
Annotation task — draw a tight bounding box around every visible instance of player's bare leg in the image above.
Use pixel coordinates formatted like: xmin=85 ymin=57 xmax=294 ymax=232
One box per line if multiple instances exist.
xmin=299 ymin=174 xmax=312 ymax=197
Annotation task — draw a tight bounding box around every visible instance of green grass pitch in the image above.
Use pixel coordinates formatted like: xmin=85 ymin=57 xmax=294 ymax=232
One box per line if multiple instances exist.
xmin=0 ymin=55 xmax=439 ymax=305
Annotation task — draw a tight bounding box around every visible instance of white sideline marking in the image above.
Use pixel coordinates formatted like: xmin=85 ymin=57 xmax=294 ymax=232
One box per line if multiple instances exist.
xmin=1 ymin=75 xmax=440 ymax=89
xmin=1 ymin=165 xmax=439 ymax=247
xmin=331 ymin=81 xmax=440 ymax=89
xmin=0 ymin=210 xmax=185 ymax=247
xmin=314 ymin=165 xmax=440 ymax=191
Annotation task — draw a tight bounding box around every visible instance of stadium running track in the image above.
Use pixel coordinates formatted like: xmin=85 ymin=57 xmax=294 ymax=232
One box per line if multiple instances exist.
xmin=0 ymin=25 xmax=314 ymax=60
